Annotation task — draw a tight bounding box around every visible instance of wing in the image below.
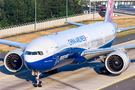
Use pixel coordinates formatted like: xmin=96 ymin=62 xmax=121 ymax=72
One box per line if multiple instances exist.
xmin=65 ymin=21 xmax=85 ymax=26
xmin=0 ymin=39 xmax=27 ymax=50
xmin=117 ymin=26 xmax=135 ymax=32
xmin=81 ymin=45 xmax=135 ymax=60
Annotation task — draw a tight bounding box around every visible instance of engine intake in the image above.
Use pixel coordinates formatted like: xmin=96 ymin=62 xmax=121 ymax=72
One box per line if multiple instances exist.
xmin=4 ymin=49 xmax=24 ymax=72
xmin=105 ymin=50 xmax=130 ymax=74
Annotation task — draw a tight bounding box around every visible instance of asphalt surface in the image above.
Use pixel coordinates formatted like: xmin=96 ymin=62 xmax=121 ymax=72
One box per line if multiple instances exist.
xmin=113 ymin=33 xmax=135 ymax=45
xmin=0 ymin=34 xmax=135 ymax=90
xmin=101 ymin=76 xmax=135 ymax=90
xmin=114 ymin=9 xmax=135 ymax=15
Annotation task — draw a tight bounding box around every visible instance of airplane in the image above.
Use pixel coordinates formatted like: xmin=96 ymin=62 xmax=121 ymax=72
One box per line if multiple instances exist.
xmin=1 ymin=0 xmax=135 ymax=87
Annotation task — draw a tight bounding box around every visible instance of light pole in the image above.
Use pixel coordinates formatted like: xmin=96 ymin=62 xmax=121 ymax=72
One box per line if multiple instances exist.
xmin=35 ymin=0 xmax=37 ymax=30
xmin=95 ymin=1 xmax=96 ymax=14
xmin=66 ymin=0 xmax=68 ymax=21
xmin=89 ymin=0 xmax=91 ymax=14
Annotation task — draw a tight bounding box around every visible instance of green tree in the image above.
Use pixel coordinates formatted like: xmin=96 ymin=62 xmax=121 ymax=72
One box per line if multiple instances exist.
xmin=4 ymin=0 xmax=27 ymax=25
xmin=0 ymin=17 xmax=9 ymax=27
xmin=36 ymin=0 xmax=45 ymax=21
xmin=0 ymin=0 xmax=4 ymax=19
xmin=4 ymin=0 xmax=45 ymax=24
xmin=42 ymin=0 xmax=55 ymax=19
xmin=2 ymin=0 xmax=82 ymax=27
xmin=24 ymin=0 xmax=35 ymax=22
xmin=42 ymin=0 xmax=80 ymax=18
xmin=73 ymin=0 xmax=82 ymax=14
xmin=0 ymin=0 xmax=4 ymax=22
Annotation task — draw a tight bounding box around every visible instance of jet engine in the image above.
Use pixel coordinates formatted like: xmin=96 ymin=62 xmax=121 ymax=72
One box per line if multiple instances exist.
xmin=4 ymin=49 xmax=24 ymax=72
xmin=105 ymin=50 xmax=130 ymax=74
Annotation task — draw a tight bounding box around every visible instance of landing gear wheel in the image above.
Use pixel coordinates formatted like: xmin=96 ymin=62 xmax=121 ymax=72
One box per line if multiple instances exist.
xmin=33 ymin=71 xmax=43 ymax=87
xmin=39 ymin=81 xmax=42 ymax=87
xmin=34 ymin=81 xmax=38 ymax=87
xmin=99 ymin=67 xmax=111 ymax=75
xmin=99 ymin=68 xmax=102 ymax=74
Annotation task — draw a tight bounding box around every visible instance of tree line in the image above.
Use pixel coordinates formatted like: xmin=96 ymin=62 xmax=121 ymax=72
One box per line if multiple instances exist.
xmin=0 ymin=0 xmax=82 ymax=28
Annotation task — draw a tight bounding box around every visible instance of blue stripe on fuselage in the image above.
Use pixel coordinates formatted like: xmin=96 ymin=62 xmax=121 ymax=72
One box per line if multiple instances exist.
xmin=25 ymin=48 xmax=85 ymax=71
xmin=25 ymin=55 xmax=56 ymax=71
xmin=99 ymin=39 xmax=115 ymax=48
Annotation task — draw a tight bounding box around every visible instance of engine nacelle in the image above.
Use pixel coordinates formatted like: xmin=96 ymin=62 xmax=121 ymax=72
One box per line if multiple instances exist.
xmin=105 ymin=50 xmax=130 ymax=74
xmin=4 ymin=49 xmax=24 ymax=72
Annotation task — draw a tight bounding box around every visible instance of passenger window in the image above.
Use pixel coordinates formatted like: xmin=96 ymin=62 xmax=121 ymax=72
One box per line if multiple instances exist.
xmin=27 ymin=52 xmax=32 ymax=55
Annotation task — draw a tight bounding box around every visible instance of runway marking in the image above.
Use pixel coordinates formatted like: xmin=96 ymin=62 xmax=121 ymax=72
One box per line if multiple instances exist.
xmin=96 ymin=73 xmax=135 ymax=90
xmin=0 ymin=70 xmax=29 ymax=80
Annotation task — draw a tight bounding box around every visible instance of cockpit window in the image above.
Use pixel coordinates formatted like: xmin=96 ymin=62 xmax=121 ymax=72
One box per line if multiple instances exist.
xmin=32 ymin=52 xmax=37 ymax=55
xmin=25 ymin=51 xmax=43 ymax=55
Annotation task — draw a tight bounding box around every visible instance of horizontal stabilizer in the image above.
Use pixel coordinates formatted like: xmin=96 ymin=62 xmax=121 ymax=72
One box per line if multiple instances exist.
xmin=65 ymin=21 xmax=85 ymax=26
xmin=117 ymin=26 xmax=135 ymax=32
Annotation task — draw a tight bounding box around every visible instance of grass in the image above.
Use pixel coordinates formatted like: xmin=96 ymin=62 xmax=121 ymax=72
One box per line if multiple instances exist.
xmin=0 ymin=49 xmax=9 ymax=53
xmin=1 ymin=16 xmax=135 ymax=53
xmin=117 ymin=29 xmax=135 ymax=38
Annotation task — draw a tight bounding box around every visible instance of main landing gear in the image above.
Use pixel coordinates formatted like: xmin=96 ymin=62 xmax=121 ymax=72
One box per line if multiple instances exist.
xmin=32 ymin=71 xmax=42 ymax=87
xmin=98 ymin=56 xmax=111 ymax=75
xmin=99 ymin=67 xmax=111 ymax=75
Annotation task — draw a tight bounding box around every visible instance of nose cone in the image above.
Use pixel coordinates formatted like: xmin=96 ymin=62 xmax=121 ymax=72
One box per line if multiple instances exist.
xmin=24 ymin=37 xmax=57 ymax=71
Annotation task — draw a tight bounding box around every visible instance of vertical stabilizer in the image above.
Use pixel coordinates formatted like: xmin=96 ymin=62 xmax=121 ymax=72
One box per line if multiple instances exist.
xmin=104 ymin=0 xmax=114 ymax=22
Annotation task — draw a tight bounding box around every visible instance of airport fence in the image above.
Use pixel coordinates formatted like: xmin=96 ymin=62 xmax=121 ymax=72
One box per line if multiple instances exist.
xmin=0 ymin=13 xmax=101 ymax=37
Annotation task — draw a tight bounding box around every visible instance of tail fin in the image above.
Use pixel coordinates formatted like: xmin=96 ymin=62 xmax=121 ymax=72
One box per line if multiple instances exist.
xmin=104 ymin=0 xmax=114 ymax=22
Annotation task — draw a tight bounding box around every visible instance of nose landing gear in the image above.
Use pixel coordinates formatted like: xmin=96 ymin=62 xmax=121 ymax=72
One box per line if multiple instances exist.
xmin=32 ymin=71 xmax=42 ymax=87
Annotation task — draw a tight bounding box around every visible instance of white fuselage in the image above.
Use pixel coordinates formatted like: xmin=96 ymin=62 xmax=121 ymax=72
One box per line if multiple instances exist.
xmin=24 ymin=22 xmax=117 ymax=72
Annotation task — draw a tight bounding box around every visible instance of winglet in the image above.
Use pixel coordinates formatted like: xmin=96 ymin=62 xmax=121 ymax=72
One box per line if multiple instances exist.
xmin=104 ymin=0 xmax=114 ymax=22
